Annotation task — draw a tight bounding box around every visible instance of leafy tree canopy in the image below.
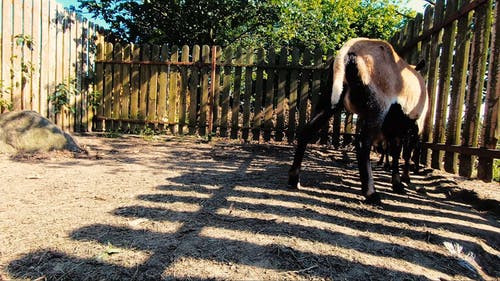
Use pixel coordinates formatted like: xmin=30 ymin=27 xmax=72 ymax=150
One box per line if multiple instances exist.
xmin=78 ymin=0 xmax=415 ymax=51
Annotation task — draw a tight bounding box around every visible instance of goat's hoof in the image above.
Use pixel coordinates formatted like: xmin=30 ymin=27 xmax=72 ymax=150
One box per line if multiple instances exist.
xmin=288 ymin=177 xmax=300 ymax=190
xmin=364 ymin=192 xmax=382 ymax=205
xmin=383 ymin=164 xmax=391 ymax=172
xmin=392 ymin=183 xmax=406 ymax=194
xmin=401 ymin=174 xmax=411 ymax=184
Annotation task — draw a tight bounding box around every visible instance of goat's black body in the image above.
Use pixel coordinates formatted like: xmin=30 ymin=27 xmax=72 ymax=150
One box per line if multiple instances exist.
xmin=289 ymin=50 xmax=423 ymax=204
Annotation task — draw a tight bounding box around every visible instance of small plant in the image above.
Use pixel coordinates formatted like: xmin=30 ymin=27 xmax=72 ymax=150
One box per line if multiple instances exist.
xmin=87 ymin=90 xmax=102 ymax=112
xmin=103 ymin=130 xmax=121 ymax=138
xmin=140 ymin=126 xmax=159 ymax=141
xmin=14 ymin=34 xmax=35 ymax=51
xmin=493 ymin=159 xmax=500 ymax=182
xmin=12 ymin=34 xmax=36 ymax=87
xmin=0 ymin=80 xmax=13 ymax=112
xmin=49 ymin=78 xmax=80 ymax=114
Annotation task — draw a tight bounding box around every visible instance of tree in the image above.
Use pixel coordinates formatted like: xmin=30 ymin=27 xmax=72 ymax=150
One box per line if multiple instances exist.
xmin=78 ymin=0 xmax=415 ymax=51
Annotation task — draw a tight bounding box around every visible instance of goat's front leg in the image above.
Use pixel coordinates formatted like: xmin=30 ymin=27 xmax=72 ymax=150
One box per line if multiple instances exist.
xmin=401 ymin=136 xmax=413 ymax=184
xmin=289 ymin=108 xmax=334 ymax=189
xmin=389 ymin=138 xmax=406 ymax=194
xmin=356 ymin=127 xmax=381 ymax=204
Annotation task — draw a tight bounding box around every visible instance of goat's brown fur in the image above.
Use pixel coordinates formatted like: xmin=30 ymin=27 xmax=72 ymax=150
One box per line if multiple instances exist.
xmin=332 ymin=38 xmax=428 ymax=132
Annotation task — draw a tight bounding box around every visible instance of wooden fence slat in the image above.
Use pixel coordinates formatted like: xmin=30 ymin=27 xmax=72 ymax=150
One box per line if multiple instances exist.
xmin=112 ymin=43 xmax=123 ymax=131
xmin=477 ymin=0 xmax=499 ymax=180
xmin=11 ymin=0 xmax=23 ymax=111
xmin=444 ymin=0 xmax=473 ymax=174
xmin=298 ymin=49 xmax=311 ymax=134
xmin=103 ymin=41 xmax=113 ymax=131
xmin=212 ymin=46 xmax=222 ymax=135
xmin=231 ymin=47 xmax=243 ymax=139
xmin=130 ymin=44 xmax=140 ymax=133
xmin=121 ymin=44 xmax=131 ymax=132
xmin=199 ymin=45 xmax=210 ymax=136
xmin=275 ymin=47 xmax=287 ymax=142
xmin=157 ymin=44 xmax=168 ymax=131
xmin=252 ymin=48 xmax=264 ymax=141
xmin=74 ymin=15 xmax=83 ymax=132
xmin=220 ymin=47 xmax=232 ymax=137
xmin=32 ymin=0 xmax=42 ymax=114
xmin=179 ymin=45 xmax=190 ymax=135
xmin=139 ymin=44 xmax=150 ymax=130
xmin=47 ymin=0 xmax=58 ymax=121
xmin=188 ymin=45 xmax=200 ymax=135
xmin=263 ymin=48 xmax=275 ymax=142
xmin=94 ymin=41 xmax=104 ymax=131
xmin=242 ymin=48 xmax=254 ymax=141
xmin=422 ymin=0 xmax=444 ymax=166
xmin=431 ymin=0 xmax=458 ymax=170
xmin=68 ymin=11 xmax=78 ymax=132
xmin=287 ymin=48 xmax=300 ymax=142
xmin=22 ymin=0 xmax=33 ymax=111
xmin=410 ymin=13 xmax=423 ymax=65
xmin=168 ymin=45 xmax=179 ymax=134
xmin=460 ymin=0 xmax=493 ymax=177
xmin=1 ymin=0 xmax=13 ymax=112
xmin=147 ymin=45 xmax=160 ymax=129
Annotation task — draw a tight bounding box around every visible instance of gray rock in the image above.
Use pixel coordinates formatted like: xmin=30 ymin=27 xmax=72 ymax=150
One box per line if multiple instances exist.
xmin=0 ymin=110 xmax=82 ymax=154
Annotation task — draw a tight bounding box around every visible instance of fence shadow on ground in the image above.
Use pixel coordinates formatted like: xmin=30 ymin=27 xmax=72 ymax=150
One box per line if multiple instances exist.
xmin=7 ymin=141 xmax=500 ymax=280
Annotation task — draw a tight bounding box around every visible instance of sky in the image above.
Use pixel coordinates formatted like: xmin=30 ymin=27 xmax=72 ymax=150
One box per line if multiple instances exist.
xmin=55 ymin=0 xmax=429 ymax=27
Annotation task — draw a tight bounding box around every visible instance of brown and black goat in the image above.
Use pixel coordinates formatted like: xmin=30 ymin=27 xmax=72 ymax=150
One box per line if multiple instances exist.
xmin=288 ymin=38 xmax=428 ymax=204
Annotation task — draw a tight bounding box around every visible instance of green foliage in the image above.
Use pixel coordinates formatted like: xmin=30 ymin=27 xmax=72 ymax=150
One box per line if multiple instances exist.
xmin=139 ymin=126 xmax=163 ymax=141
xmin=0 ymin=80 xmax=13 ymax=112
xmin=103 ymin=130 xmax=121 ymax=138
xmin=493 ymin=159 xmax=500 ymax=182
xmin=78 ymin=0 xmax=414 ymax=52
xmin=14 ymin=34 xmax=35 ymax=51
xmin=88 ymin=90 xmax=102 ymax=112
xmin=49 ymin=79 xmax=80 ymax=114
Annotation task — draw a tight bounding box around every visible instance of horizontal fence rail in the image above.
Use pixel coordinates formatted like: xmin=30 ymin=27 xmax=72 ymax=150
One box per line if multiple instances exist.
xmin=92 ymin=43 xmax=349 ymax=143
xmin=392 ymin=0 xmax=499 ymax=181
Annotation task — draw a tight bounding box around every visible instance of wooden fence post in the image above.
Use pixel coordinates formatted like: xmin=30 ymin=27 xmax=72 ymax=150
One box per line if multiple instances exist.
xmin=179 ymin=45 xmax=190 ymax=135
xmin=275 ymin=47 xmax=288 ymax=142
xmin=460 ymin=0 xmax=493 ymax=177
xmin=188 ymin=45 xmax=200 ymax=135
xmin=445 ymin=0 xmax=473 ymax=174
xmin=263 ymin=48 xmax=276 ymax=142
xmin=168 ymin=45 xmax=179 ymax=134
xmin=242 ymin=48 xmax=254 ymax=141
xmin=477 ymin=0 xmax=499 ymax=181
xmin=252 ymin=48 xmax=265 ymax=141
xmin=287 ymin=48 xmax=300 ymax=143
xmin=432 ymin=0 xmax=458 ymax=170
xmin=230 ymin=48 xmax=242 ymax=139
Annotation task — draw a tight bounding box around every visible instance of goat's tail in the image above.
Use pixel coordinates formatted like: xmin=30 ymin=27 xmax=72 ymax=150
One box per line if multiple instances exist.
xmin=331 ymin=47 xmax=348 ymax=108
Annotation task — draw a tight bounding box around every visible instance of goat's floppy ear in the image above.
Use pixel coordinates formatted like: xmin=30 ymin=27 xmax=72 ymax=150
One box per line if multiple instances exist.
xmin=414 ymin=59 xmax=425 ymax=71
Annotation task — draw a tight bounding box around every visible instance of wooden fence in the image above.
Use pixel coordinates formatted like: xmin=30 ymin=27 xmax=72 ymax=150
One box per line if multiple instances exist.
xmin=1 ymin=0 xmax=498 ymax=182
xmin=0 ymin=0 xmax=104 ymax=131
xmin=93 ymin=43 xmax=342 ymax=143
xmin=391 ymin=0 xmax=499 ymax=181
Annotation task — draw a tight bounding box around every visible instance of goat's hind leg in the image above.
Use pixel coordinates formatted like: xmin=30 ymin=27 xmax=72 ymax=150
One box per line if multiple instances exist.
xmin=288 ymin=108 xmax=334 ymax=189
xmin=356 ymin=125 xmax=382 ymax=204
xmin=389 ymin=138 xmax=406 ymax=194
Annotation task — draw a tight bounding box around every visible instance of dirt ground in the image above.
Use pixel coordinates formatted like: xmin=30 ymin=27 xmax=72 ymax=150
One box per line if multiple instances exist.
xmin=0 ymin=134 xmax=499 ymax=281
